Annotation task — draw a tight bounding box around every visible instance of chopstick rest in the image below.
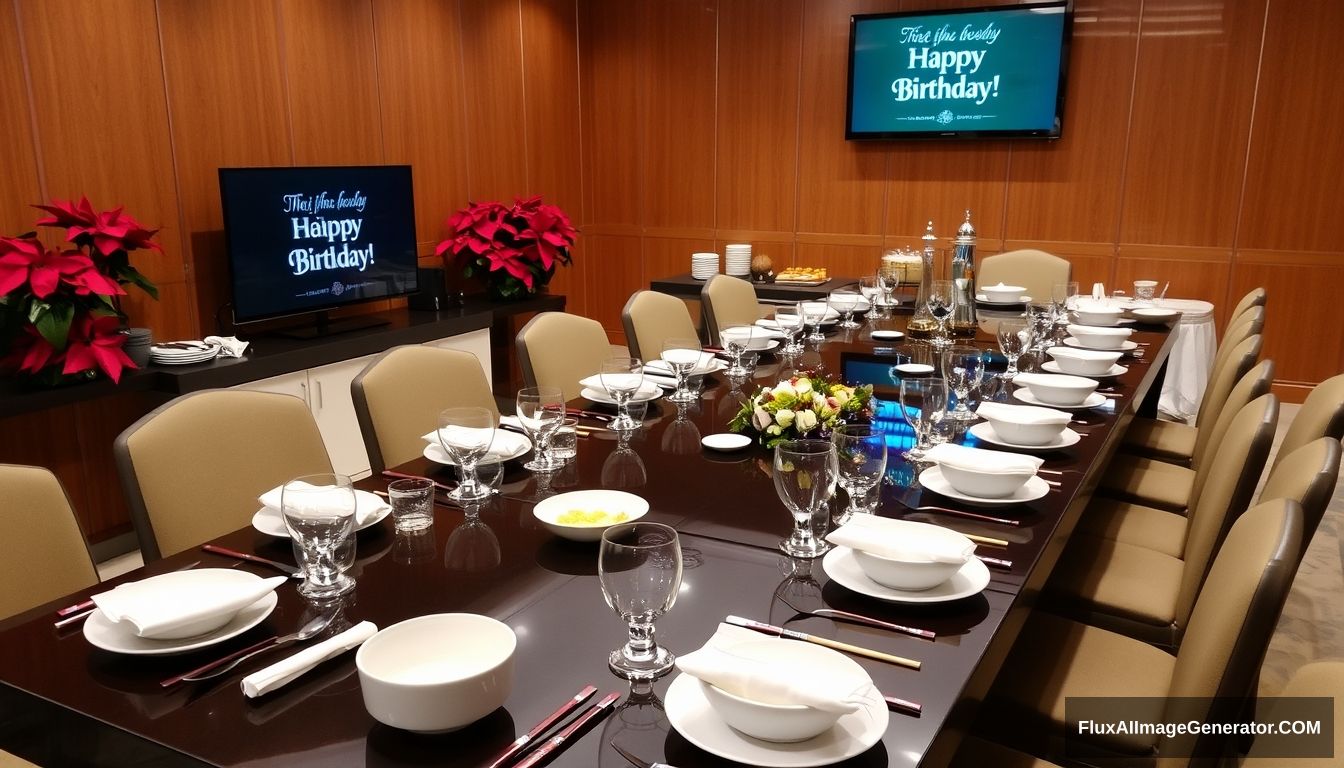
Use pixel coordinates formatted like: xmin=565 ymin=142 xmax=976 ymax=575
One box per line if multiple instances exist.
xmin=241 ymin=621 xmax=377 ymax=698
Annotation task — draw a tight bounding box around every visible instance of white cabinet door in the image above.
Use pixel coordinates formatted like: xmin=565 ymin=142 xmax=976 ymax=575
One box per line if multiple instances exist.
xmin=306 ymin=355 xmax=377 ymax=480
xmin=424 ymin=328 xmax=492 ymax=383
xmin=233 ymin=369 xmax=311 ymax=406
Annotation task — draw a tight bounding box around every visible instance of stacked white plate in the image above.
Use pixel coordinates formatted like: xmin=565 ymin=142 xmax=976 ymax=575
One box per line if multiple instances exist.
xmin=724 ymin=244 xmax=751 ymax=276
xmin=149 ymin=341 xmax=220 ymax=365
xmin=691 ymin=252 xmax=719 ymax=280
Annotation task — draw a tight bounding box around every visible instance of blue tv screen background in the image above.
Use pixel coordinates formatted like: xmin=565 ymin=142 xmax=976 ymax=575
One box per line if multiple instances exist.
xmin=220 ymin=165 xmax=419 ymax=322
xmin=848 ymin=3 xmax=1067 ymax=138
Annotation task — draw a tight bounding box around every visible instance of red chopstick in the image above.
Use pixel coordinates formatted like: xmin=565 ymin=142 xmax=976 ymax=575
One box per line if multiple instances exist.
xmin=513 ymin=692 xmax=621 ymax=768
xmin=484 ymin=684 xmax=597 ymax=768
xmin=885 ymin=695 xmax=923 ymax=717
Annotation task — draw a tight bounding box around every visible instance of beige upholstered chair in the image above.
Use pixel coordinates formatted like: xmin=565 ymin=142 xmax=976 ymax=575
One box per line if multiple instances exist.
xmin=0 ymin=465 xmax=98 ymax=622
xmin=1229 ymin=286 xmax=1266 ymax=322
xmin=1257 ymin=437 xmax=1341 ymax=563
xmin=1243 ymin=660 xmax=1344 ymax=767
xmin=700 ymin=274 xmax=761 ymax=346
xmin=116 ymin=389 xmax=333 ymax=561
xmin=351 ymin=345 xmax=499 ymax=474
xmin=1272 ymin=372 xmax=1344 ymax=471
xmin=515 ymin=312 xmax=612 ymax=402
xmin=621 ymin=290 xmax=699 ymax=360
xmin=951 ymin=739 xmax=1061 ymax=767
xmin=0 ymin=750 xmax=38 ymax=767
xmin=1051 ymin=394 xmax=1279 ymax=646
xmin=987 ymin=499 xmax=1300 ymax=763
xmin=975 ymin=249 xmax=1071 ymax=304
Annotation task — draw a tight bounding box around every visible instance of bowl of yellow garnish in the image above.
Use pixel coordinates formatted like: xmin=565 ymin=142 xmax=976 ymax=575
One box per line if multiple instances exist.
xmin=532 ymin=490 xmax=650 ymax=542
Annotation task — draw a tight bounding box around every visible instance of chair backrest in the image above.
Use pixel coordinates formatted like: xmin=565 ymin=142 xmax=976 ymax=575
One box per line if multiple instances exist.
xmin=1243 ymin=660 xmax=1344 ymax=766
xmin=1257 ymin=437 xmax=1341 ymax=563
xmin=1176 ymin=394 xmax=1279 ymax=628
xmin=1163 ymin=498 xmax=1300 ymax=759
xmin=0 ymin=465 xmax=98 ymax=621
xmin=1272 ymin=372 xmax=1344 ymax=470
xmin=1229 ymin=286 xmax=1266 ymax=322
xmin=622 ymin=290 xmax=699 ymax=360
xmin=1208 ymin=306 xmax=1264 ymax=383
xmin=1195 ymin=332 xmax=1262 ymax=430
xmin=701 ymin=275 xmax=760 ymax=346
xmin=115 ymin=389 xmax=333 ymax=561
xmin=1191 ymin=354 xmax=1272 ymax=470
xmin=515 ymin=312 xmax=612 ymax=402
xmin=351 ymin=345 xmax=499 ymax=474
xmin=975 ymin=249 xmax=1071 ymax=303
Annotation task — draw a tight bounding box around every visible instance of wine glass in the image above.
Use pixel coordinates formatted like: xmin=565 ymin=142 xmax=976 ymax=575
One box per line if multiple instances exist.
xmin=1026 ymin=300 xmax=1055 ymax=354
xmin=858 ymin=276 xmax=881 ymax=322
xmin=437 ymin=407 xmax=496 ymax=501
xmin=876 ymin=262 xmax=902 ymax=319
xmin=598 ymin=522 xmax=683 ymax=680
xmin=927 ymin=279 xmax=955 ymax=348
xmin=898 ymin=378 xmax=947 ymax=460
xmin=516 ymin=386 xmax=566 ymax=471
xmin=718 ymin=324 xmax=756 ymax=377
xmin=942 ymin=346 xmax=986 ymax=422
xmin=775 ymin=304 xmax=806 ymax=357
xmin=282 ymin=473 xmax=357 ymax=600
xmin=800 ymin=301 xmax=828 ymax=344
xmin=996 ymin=317 xmax=1033 ymax=380
xmin=660 ymin=338 xmax=702 ymax=404
xmin=774 ymin=440 xmax=839 ymax=558
xmin=601 ymin=357 xmax=645 ymax=431
xmin=829 ymin=287 xmax=863 ymax=329
xmin=831 ymin=425 xmax=887 ymax=524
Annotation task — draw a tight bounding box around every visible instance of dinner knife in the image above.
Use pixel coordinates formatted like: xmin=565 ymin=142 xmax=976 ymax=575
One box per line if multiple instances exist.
xmin=513 ymin=692 xmax=621 ymax=768
xmin=483 ymin=684 xmax=598 ymax=768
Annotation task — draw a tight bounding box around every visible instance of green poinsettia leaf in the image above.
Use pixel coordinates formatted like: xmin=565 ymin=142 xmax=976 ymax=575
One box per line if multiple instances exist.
xmin=31 ymin=301 xmax=74 ymax=350
xmin=119 ymin=265 xmax=159 ymax=300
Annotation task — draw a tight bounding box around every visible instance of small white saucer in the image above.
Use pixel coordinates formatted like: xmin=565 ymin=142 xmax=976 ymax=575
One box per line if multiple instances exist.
xmin=1063 ymin=337 xmax=1139 ymax=353
xmin=701 ymin=433 xmax=752 ymax=452
xmin=892 ymin=363 xmax=936 ymax=376
xmin=1041 ymin=361 xmax=1128 ymax=379
xmin=969 ymin=422 xmax=1081 ymax=452
xmin=822 ymin=546 xmax=990 ymax=604
xmin=918 ymin=466 xmax=1050 ymax=506
xmin=869 ymin=330 xmax=904 ymax=341
xmin=1013 ymin=389 xmax=1109 ymax=411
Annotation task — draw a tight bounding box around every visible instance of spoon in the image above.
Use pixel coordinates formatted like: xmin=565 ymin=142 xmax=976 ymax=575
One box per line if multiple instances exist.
xmin=161 ymin=612 xmax=337 ymax=687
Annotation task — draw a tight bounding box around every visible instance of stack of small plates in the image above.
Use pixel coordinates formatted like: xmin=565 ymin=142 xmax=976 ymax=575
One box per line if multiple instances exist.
xmin=149 ymin=341 xmax=221 ymax=366
xmin=691 ymin=252 xmax=719 ymax=280
xmin=724 ymin=244 xmax=751 ymax=277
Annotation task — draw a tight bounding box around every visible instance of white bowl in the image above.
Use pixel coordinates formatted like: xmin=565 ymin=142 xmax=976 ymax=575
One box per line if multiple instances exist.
xmin=1071 ymin=305 xmax=1125 ymax=326
xmin=697 ymin=640 xmax=857 ymax=742
xmin=851 ymin=543 xmax=968 ymax=591
xmin=1131 ymin=307 xmax=1181 ymax=324
xmin=935 ymin=459 xmax=1037 ymax=500
xmin=1045 ymin=346 xmax=1124 ymax=376
xmin=1013 ymin=372 xmax=1100 ymax=407
xmin=975 ymin=403 xmax=1072 ymax=446
xmin=980 ymin=283 xmax=1027 ymax=303
xmin=1066 ymin=324 xmax=1134 ymax=350
xmin=532 ymin=489 xmax=650 ymax=542
xmin=719 ymin=326 xmax=775 ymax=352
xmin=357 ymin=614 xmax=516 ymax=733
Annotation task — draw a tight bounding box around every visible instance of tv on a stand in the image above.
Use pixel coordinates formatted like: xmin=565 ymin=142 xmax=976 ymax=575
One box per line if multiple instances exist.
xmin=219 ymin=165 xmax=420 ymax=339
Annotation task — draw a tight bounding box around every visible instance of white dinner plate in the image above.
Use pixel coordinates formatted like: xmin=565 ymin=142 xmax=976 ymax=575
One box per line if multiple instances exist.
xmin=251 ymin=491 xmax=393 ymax=538
xmin=1067 ymin=314 xmax=1134 ymax=327
xmin=664 ymin=669 xmax=888 ymax=767
xmin=1012 ymin=389 xmax=1109 ymax=411
xmin=822 ymin=546 xmax=990 ymax=604
xmin=1040 ymin=361 xmax=1128 ymax=379
xmin=968 ymin=422 xmax=1081 ymax=452
xmin=918 ymin=466 xmax=1050 ymax=507
xmin=646 ymin=357 xmax=726 ymax=378
xmin=976 ymin=294 xmax=1032 ymax=306
xmin=84 ymin=582 xmax=278 ymax=656
xmin=701 ymin=433 xmax=752 ymax=452
xmin=580 ymin=384 xmax=663 ymax=405
xmin=869 ymin=330 xmax=904 ymax=341
xmin=1063 ymin=337 xmax=1139 ymax=353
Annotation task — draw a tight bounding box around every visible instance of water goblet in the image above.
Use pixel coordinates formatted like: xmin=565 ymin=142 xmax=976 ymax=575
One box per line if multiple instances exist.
xmin=927 ymin=279 xmax=955 ymax=348
xmin=829 ymin=287 xmax=863 ymax=329
xmin=898 ymin=378 xmax=947 ymax=461
xmin=800 ymin=301 xmax=829 ymax=345
xmin=282 ymin=473 xmax=357 ymax=600
xmin=599 ymin=522 xmax=683 ymax=680
xmin=858 ymin=276 xmax=882 ymax=322
xmin=718 ymin=324 xmax=756 ymax=377
xmin=774 ymin=440 xmax=839 ymax=558
xmin=831 ymin=425 xmax=887 ymax=525
xmin=660 ymin=338 xmax=702 ymax=404
xmin=942 ymin=345 xmax=986 ymax=422
xmin=775 ymin=304 xmax=806 ymax=357
xmin=1026 ymin=300 xmax=1056 ymax=353
xmin=996 ymin=317 xmax=1033 ymax=381
xmin=601 ymin=357 xmax=646 ymax=431
xmin=516 ymin=387 xmax=566 ymax=472
xmin=437 ymin=407 xmax=496 ymax=501
xmin=876 ymin=262 xmax=902 ymax=319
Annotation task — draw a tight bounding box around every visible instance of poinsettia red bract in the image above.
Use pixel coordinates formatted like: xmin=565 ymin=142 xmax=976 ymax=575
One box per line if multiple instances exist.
xmin=437 ymin=196 xmax=576 ymax=300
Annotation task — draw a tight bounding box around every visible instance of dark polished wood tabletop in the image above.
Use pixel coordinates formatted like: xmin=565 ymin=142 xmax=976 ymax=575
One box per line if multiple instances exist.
xmin=0 ymin=311 xmax=1176 ymax=768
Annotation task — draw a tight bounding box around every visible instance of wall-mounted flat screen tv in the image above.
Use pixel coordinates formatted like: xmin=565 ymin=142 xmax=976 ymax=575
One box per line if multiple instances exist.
xmin=219 ymin=165 xmax=419 ymax=329
xmin=847 ymin=1 xmax=1071 ymax=140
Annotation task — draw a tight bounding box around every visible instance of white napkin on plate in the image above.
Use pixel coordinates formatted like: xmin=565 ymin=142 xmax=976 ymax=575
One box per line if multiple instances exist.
xmin=93 ymin=574 xmax=287 ymax=639
xmin=976 ymin=401 xmax=1072 ymax=425
xmin=258 ymin=482 xmax=388 ymax=527
xmin=241 ymin=620 xmax=378 ymax=698
xmin=675 ymin=623 xmax=870 ymax=714
xmin=576 ymin=375 xmax=661 ymax=398
xmin=203 ymin=335 xmax=249 ymax=358
xmin=826 ymin=515 xmax=973 ymax=565
xmin=421 ymin=426 xmax=531 ymax=458
xmin=923 ymin=443 xmax=1043 ymax=475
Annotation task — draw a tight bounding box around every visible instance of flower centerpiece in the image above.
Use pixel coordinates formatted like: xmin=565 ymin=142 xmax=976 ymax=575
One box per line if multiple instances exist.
xmin=435 ymin=195 xmax=577 ymax=301
xmin=728 ymin=372 xmax=874 ymax=448
xmin=0 ymin=197 xmax=160 ymax=386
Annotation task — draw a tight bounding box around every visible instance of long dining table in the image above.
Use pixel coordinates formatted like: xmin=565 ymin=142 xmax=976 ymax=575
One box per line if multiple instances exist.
xmin=0 ymin=308 xmax=1176 ymax=767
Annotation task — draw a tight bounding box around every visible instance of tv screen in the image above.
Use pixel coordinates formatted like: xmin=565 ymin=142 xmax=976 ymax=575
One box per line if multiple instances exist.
xmin=219 ymin=165 xmax=419 ymax=324
xmin=847 ymin=1 xmax=1071 ymax=140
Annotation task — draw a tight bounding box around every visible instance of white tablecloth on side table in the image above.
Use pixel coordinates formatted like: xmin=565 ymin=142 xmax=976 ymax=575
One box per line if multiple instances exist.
xmin=1156 ymin=299 xmax=1217 ymax=422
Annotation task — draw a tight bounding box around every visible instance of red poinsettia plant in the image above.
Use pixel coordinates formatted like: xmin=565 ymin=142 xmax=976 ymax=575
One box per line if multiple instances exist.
xmin=0 ymin=197 xmax=160 ymax=385
xmin=435 ymin=196 xmax=577 ymax=300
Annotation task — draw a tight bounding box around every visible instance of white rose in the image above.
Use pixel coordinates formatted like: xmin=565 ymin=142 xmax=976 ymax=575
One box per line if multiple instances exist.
xmin=795 ymin=378 xmax=813 ymax=396
xmin=832 ymin=389 xmax=851 ymax=406
xmin=775 ymin=409 xmax=796 ymax=428
xmin=773 ymin=381 xmax=797 ymax=399
xmin=796 ymin=410 xmax=818 ymax=431
xmin=813 ymin=392 xmax=826 ymax=410
xmin=752 ymin=406 xmax=772 ymax=431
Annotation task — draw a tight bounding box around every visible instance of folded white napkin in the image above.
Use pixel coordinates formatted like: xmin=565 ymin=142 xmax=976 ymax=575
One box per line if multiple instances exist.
xmin=976 ymin=401 xmax=1072 ymax=425
xmin=923 ymin=443 xmax=1043 ymax=475
xmin=258 ymin=482 xmax=388 ymax=527
xmin=241 ymin=620 xmax=378 ymax=698
xmin=825 ymin=515 xmax=974 ymax=565
xmin=203 ymin=335 xmax=249 ymax=358
xmin=576 ymin=375 xmax=661 ymax=398
xmin=421 ymin=426 xmax=531 ymax=458
xmin=676 ymin=624 xmax=870 ymax=714
xmin=93 ymin=573 xmax=287 ymax=639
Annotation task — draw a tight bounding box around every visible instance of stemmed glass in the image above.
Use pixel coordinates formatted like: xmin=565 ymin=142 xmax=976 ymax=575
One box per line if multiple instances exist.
xmin=876 ymin=262 xmax=901 ymax=319
xmin=282 ymin=473 xmax=357 ymax=600
xmin=660 ymin=338 xmax=702 ymax=404
xmin=831 ymin=425 xmax=887 ymax=525
xmin=927 ymin=279 xmax=955 ymax=348
xmin=858 ymin=276 xmax=881 ymax=323
xmin=601 ymin=357 xmax=645 ymax=431
xmin=898 ymin=378 xmax=947 ymax=460
xmin=942 ymin=346 xmax=986 ymax=422
xmin=774 ymin=440 xmax=839 ymax=558
xmin=775 ymin=303 xmax=806 ymax=357
xmin=800 ymin=301 xmax=828 ymax=345
xmin=437 ymin=407 xmax=496 ymax=501
xmin=718 ymin=324 xmax=756 ymax=377
xmin=996 ymin=318 xmax=1033 ymax=381
xmin=1051 ymin=282 xmax=1077 ymax=342
xmin=1027 ymin=300 xmax=1056 ymax=354
xmin=598 ymin=522 xmax=683 ymax=680
xmin=516 ymin=386 xmax=566 ymax=471
xmin=829 ymin=287 xmax=863 ymax=329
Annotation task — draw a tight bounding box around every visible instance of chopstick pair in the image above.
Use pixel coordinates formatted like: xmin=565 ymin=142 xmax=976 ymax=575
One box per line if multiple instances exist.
xmin=726 ymin=615 xmax=921 ymax=670
xmin=487 ymin=685 xmax=621 ymax=768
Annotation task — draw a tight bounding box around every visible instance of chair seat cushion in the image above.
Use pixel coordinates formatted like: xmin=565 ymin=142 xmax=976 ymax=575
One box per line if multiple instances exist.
xmin=1100 ymin=455 xmax=1194 ymax=512
xmin=1076 ymin=498 xmax=1187 ymax=558
xmin=1121 ymin=417 xmax=1197 ymax=463
xmin=1046 ymin=536 xmax=1182 ymax=628
xmin=991 ymin=612 xmax=1175 ymax=755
